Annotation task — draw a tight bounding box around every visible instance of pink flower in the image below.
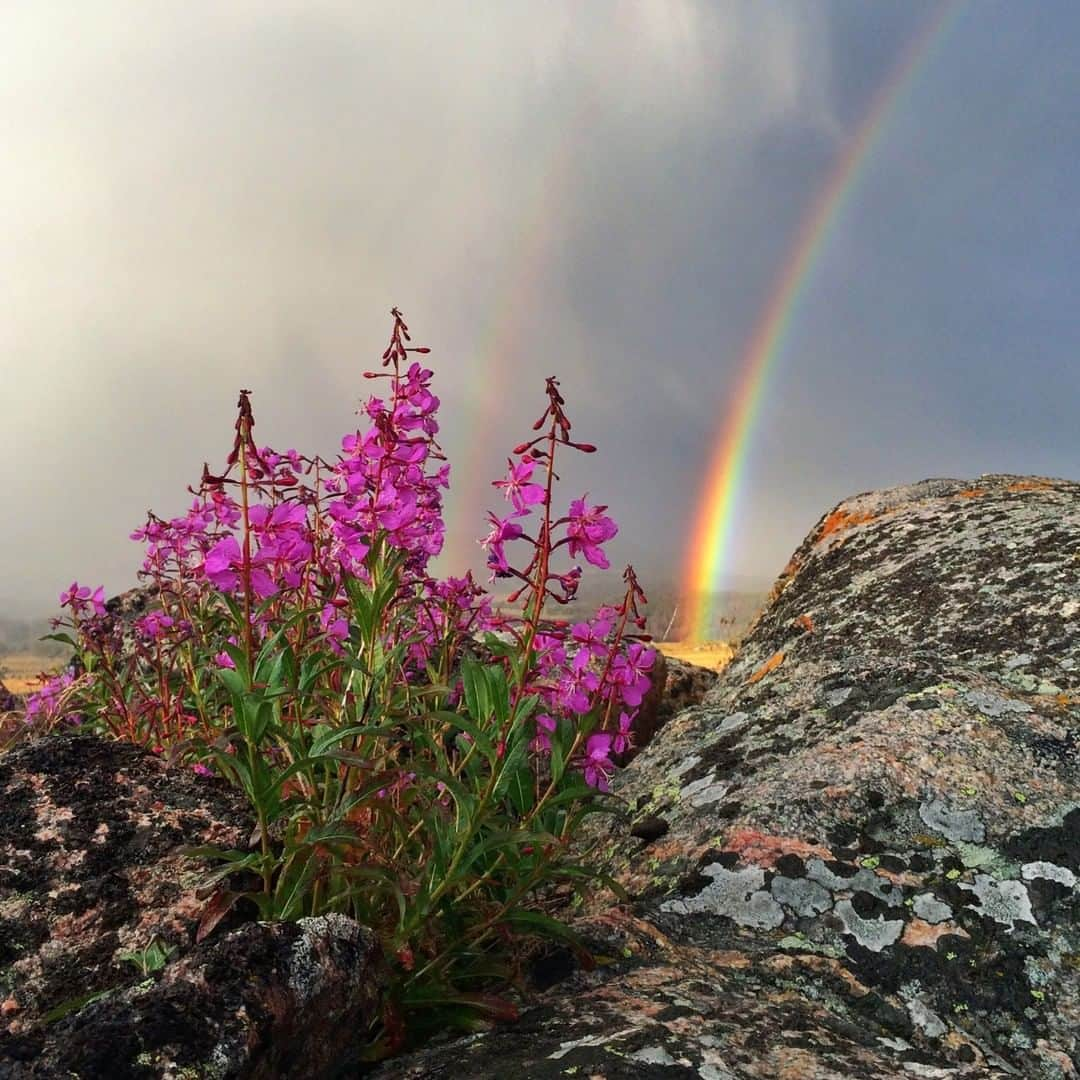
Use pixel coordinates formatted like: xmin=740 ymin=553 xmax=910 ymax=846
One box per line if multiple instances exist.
xmin=59 ymin=582 xmax=106 ymax=617
xmin=136 ymin=611 xmax=175 ymax=641
xmin=612 ymin=710 xmax=636 ymax=755
xmin=203 ymin=535 xmax=277 ymax=597
xmin=565 ymin=498 xmax=618 ymax=569
xmin=583 ymin=733 xmax=615 ymax=791
xmin=531 ymin=712 xmax=557 ymax=752
xmin=571 ymin=618 xmax=613 ymax=660
xmin=611 ymin=643 xmax=655 ymax=707
xmin=480 ymin=513 xmax=525 ymax=578
xmin=320 ymin=604 xmax=349 ymax=652
xmin=493 ymin=458 xmax=545 ymax=515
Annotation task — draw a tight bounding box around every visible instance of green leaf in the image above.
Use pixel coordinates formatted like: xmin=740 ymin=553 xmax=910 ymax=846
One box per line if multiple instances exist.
xmin=552 ymin=862 xmax=630 ymax=902
xmin=460 ymin=659 xmax=491 ymax=722
xmin=480 ymin=633 xmax=516 ymax=659
xmin=334 ymin=867 xmax=408 ymax=927
xmin=483 ymin=664 xmax=510 ymax=726
xmin=302 ymin=820 xmax=362 ymax=847
xmin=215 ymin=666 xmax=247 ymax=699
xmin=422 ymin=710 xmax=495 ymax=763
xmin=274 ymin=847 xmax=317 ymax=920
xmin=43 ymin=988 xmax=113 ymax=1025
xmin=221 ymin=640 xmax=251 ymax=683
xmin=499 ymin=908 xmax=592 ymax=960
xmin=505 ymin=766 xmax=535 ymax=816
xmin=401 ymin=988 xmax=519 ymax=1024
xmin=493 ymin=738 xmax=529 ymax=800
xmin=511 ymin=692 xmax=541 ymax=727
xmin=550 ymin=730 xmax=566 ymax=785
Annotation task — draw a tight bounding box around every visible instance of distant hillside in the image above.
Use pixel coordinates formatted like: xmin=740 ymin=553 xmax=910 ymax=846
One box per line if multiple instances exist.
xmin=489 ymin=580 xmax=768 ymax=643
xmin=0 ymin=616 xmax=68 ymax=661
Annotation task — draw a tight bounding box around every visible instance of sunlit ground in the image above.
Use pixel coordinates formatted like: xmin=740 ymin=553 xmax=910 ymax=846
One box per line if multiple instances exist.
xmin=2 ymin=643 xmax=737 ymax=700
xmin=2 ymin=652 xmax=62 ymax=696
xmin=654 ymin=639 xmax=736 ymax=672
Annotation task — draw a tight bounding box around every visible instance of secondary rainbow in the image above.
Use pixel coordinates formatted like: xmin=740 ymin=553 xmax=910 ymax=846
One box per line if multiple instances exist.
xmin=440 ymin=101 xmax=598 ymax=576
xmin=682 ymin=3 xmax=960 ymax=642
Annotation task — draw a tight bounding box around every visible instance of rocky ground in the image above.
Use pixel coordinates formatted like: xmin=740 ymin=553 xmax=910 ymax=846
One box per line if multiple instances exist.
xmin=376 ymin=475 xmax=1079 ymax=1079
xmin=3 ymin=474 xmax=1077 ymax=1078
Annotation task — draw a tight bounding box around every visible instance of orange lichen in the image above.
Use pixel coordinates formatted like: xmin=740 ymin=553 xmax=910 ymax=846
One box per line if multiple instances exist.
xmin=794 ymin=613 xmax=815 ymax=634
xmin=723 ymin=828 xmax=832 ymax=868
xmin=901 ymin=918 xmax=969 ymax=949
xmin=1007 ymin=478 xmax=1053 ymax=493
xmin=956 ymin=488 xmax=986 ymax=499
xmin=747 ymin=650 xmax=784 ymax=685
xmin=817 ymin=508 xmax=876 ymax=541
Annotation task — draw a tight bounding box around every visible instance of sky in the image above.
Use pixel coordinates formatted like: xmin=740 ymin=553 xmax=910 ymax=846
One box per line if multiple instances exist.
xmin=3 ymin=1 xmax=1078 ymax=622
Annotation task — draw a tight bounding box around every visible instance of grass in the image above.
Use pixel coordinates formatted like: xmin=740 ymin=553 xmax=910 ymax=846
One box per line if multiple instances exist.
xmin=1 ymin=652 xmax=64 ymax=696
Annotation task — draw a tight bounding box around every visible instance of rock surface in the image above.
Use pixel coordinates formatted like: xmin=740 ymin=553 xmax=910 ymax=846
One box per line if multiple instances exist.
xmin=12 ymin=914 xmax=384 ymax=1079
xmin=375 ymin=475 xmax=1080 ymax=1079
xmin=658 ymin=654 xmax=721 ymax=728
xmin=0 ymin=734 xmax=382 ymax=1077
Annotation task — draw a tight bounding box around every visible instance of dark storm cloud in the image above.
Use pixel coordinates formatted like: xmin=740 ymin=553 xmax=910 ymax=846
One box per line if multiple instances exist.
xmin=3 ymin=1 xmax=1078 ymax=618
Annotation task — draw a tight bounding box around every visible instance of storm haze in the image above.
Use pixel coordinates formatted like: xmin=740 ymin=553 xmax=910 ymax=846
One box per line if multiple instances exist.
xmin=4 ymin=2 xmax=1078 ymax=620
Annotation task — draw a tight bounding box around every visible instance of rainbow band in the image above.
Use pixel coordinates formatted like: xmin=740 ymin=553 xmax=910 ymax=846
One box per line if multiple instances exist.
xmin=682 ymin=3 xmax=960 ymax=642
xmin=441 ymin=102 xmax=598 ymax=574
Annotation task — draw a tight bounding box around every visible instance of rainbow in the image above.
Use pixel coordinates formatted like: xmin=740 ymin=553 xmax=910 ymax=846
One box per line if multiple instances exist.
xmin=440 ymin=108 xmax=595 ymax=575
xmin=682 ymin=3 xmax=960 ymax=642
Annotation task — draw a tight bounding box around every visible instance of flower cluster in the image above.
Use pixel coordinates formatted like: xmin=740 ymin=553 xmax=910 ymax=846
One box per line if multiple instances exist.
xmin=326 ymin=310 xmax=447 ymax=577
xmin=26 ymin=308 xmax=655 ymax=1045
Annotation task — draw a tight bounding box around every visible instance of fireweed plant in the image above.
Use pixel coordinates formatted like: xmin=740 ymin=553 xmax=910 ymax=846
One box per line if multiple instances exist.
xmin=28 ymin=309 xmax=654 ymax=1049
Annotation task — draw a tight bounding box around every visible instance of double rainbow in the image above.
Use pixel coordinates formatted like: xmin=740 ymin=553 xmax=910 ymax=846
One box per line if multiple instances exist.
xmin=682 ymin=3 xmax=960 ymax=641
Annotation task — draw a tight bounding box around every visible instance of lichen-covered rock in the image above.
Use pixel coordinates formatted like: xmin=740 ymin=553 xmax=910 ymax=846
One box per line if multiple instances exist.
xmin=10 ymin=914 xmax=384 ymax=1079
xmin=374 ymin=475 xmax=1080 ymax=1079
xmin=0 ymin=733 xmax=255 ymax=1054
xmin=623 ymin=648 xmax=668 ymax=760
xmin=659 ymin=654 xmax=720 ymax=727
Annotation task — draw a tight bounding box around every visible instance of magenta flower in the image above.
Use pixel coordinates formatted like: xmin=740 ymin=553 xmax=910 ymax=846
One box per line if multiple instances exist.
xmin=610 ymin=642 xmax=655 ymax=707
xmin=25 ymin=670 xmax=75 ymax=724
xmin=571 ymin=618 xmax=613 ymax=660
xmin=493 ymin=458 xmax=545 ymax=516
xmin=532 ymin=712 xmax=557 ymax=752
xmin=375 ymin=485 xmax=418 ymax=531
xmin=248 ymin=502 xmax=307 ymax=537
xmin=59 ymin=582 xmax=107 ymax=617
xmin=555 ymin=668 xmax=597 ymax=715
xmin=565 ymin=498 xmax=618 ymax=569
xmin=320 ymin=603 xmax=349 ymax=652
xmin=612 ymin=710 xmax=636 ymax=755
xmin=136 ymin=611 xmax=175 ymax=641
xmin=582 ymin=733 xmax=615 ymax=791
xmin=480 ymin=513 xmax=525 ymax=577
xmin=203 ymin=535 xmax=277 ymax=597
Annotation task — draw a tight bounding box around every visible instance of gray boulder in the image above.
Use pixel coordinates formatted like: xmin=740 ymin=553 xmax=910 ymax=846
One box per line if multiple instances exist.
xmin=375 ymin=475 xmax=1080 ymax=1079
xmin=0 ymin=734 xmax=386 ymax=1077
